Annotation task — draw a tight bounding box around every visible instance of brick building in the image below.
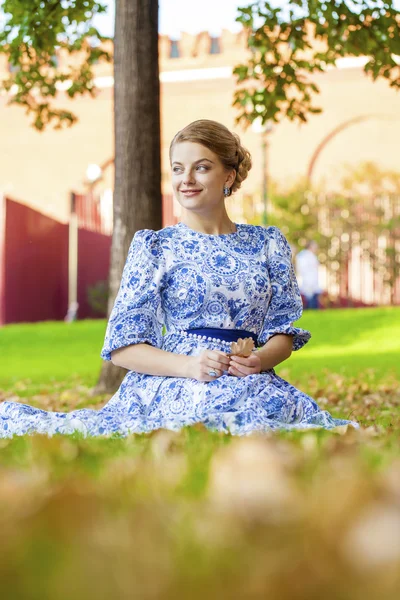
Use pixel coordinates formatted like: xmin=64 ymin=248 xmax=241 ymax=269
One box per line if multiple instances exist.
xmin=0 ymin=30 xmax=399 ymax=224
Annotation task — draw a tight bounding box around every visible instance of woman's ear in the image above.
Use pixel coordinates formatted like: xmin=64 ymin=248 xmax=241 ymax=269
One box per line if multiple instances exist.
xmin=225 ymin=169 xmax=236 ymax=188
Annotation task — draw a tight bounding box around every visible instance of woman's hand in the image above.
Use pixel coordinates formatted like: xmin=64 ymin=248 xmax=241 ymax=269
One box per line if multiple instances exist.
xmin=228 ymin=352 xmax=262 ymax=377
xmin=185 ymin=350 xmax=230 ymax=382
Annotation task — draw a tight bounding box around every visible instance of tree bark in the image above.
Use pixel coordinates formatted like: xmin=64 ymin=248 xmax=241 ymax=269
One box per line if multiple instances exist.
xmin=94 ymin=0 xmax=162 ymax=394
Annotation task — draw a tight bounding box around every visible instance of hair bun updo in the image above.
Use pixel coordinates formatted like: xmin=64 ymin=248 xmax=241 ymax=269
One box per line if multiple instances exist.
xmin=231 ymin=133 xmax=252 ymax=194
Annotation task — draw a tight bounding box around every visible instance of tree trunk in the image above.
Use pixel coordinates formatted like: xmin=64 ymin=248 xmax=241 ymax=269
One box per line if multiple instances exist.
xmin=94 ymin=0 xmax=162 ymax=394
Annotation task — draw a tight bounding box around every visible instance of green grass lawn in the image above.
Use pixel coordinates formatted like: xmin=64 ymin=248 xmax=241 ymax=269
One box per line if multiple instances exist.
xmin=1 ymin=306 xmax=399 ymax=388
xmin=287 ymin=306 xmax=400 ymax=382
xmin=0 ymin=308 xmax=399 ymax=599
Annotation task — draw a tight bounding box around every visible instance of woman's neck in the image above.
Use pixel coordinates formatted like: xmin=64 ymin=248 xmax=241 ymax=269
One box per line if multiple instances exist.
xmin=181 ymin=211 xmax=236 ymax=235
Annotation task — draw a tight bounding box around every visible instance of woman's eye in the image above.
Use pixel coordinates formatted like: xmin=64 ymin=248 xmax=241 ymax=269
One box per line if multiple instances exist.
xmin=172 ymin=167 xmax=182 ymax=173
xmin=196 ymin=165 xmax=209 ymax=171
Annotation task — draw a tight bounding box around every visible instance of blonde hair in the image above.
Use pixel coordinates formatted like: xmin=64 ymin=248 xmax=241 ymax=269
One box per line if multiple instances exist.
xmin=169 ymin=119 xmax=252 ymax=195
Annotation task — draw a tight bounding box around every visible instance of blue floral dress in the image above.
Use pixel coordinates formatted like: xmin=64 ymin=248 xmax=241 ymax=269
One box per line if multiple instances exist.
xmin=0 ymin=223 xmax=358 ymax=438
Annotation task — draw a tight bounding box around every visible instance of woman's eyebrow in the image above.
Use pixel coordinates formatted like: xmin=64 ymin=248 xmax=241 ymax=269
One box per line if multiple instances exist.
xmin=172 ymin=158 xmax=215 ymax=165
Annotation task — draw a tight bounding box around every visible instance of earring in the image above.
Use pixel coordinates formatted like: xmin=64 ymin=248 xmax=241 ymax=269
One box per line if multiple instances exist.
xmin=223 ymin=186 xmax=230 ymax=197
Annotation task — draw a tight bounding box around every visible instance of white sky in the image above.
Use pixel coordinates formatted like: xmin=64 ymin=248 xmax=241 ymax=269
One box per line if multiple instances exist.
xmin=1 ymin=1 xmax=399 ymax=39
xmin=93 ymin=1 xmax=400 ymax=38
xmin=94 ymin=0 xmax=253 ymax=38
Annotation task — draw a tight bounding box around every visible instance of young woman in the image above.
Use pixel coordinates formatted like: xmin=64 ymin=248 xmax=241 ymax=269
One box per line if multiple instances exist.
xmin=0 ymin=120 xmax=358 ymax=437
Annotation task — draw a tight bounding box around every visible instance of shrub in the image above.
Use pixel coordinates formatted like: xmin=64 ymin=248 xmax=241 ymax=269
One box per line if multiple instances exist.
xmin=87 ymin=280 xmax=109 ymax=317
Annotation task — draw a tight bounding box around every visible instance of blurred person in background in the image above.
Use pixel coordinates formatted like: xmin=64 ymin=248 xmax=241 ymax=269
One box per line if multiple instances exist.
xmin=295 ymin=240 xmax=322 ymax=310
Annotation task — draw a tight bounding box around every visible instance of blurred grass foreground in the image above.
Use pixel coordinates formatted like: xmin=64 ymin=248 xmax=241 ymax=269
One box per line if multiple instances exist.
xmin=0 ymin=307 xmax=399 ymax=600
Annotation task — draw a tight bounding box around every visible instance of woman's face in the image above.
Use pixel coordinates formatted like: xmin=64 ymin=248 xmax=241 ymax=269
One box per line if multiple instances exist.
xmin=170 ymin=142 xmax=235 ymax=213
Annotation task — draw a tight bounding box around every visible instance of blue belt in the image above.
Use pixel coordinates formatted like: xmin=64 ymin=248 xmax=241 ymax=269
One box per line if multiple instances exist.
xmin=184 ymin=327 xmax=258 ymax=346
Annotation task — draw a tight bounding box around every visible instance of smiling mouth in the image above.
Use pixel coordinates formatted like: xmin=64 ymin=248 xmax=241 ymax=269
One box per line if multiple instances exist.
xmin=181 ymin=190 xmax=202 ymax=195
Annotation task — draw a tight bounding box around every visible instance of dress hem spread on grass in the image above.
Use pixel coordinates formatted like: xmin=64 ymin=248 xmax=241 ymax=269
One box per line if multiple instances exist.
xmin=0 ymin=224 xmax=359 ymax=438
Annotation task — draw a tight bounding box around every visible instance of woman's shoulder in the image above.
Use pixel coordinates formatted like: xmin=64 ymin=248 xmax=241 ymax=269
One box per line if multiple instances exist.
xmin=128 ymin=224 xmax=185 ymax=254
xmin=127 ymin=228 xmax=165 ymax=261
xmin=241 ymin=225 xmax=291 ymax=257
xmin=157 ymin=224 xmax=180 ymax=240
xmin=129 ymin=228 xmax=160 ymax=247
xmin=239 ymin=223 xmax=285 ymax=240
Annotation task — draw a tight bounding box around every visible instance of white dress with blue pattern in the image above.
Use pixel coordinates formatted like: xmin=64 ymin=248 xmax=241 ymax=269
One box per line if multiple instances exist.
xmin=0 ymin=223 xmax=358 ymax=437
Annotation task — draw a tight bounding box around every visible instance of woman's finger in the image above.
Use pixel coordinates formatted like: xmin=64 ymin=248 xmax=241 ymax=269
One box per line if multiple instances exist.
xmin=228 ymin=365 xmax=246 ymax=378
xmin=229 ymin=363 xmax=251 ymax=377
xmin=231 ymin=355 xmax=261 ymax=372
xmin=205 ymin=367 xmax=223 ymax=379
xmin=208 ymin=357 xmax=227 ymax=372
xmin=230 ymin=355 xmax=252 ymax=367
xmin=208 ymin=351 xmax=230 ymax=368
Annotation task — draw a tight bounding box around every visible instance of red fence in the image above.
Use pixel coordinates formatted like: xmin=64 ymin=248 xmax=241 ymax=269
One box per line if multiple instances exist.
xmin=0 ymin=197 xmax=111 ymax=325
xmin=162 ymin=193 xmax=178 ymax=227
xmin=1 ymin=198 xmax=69 ymax=323
xmin=313 ymin=193 xmax=400 ymax=306
xmin=75 ymin=191 xmax=113 ymax=235
xmin=77 ymin=229 xmax=111 ymax=318
xmin=0 ymin=192 xmax=176 ymax=325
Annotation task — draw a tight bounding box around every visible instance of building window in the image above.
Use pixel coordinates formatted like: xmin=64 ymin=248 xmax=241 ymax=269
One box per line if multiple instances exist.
xmin=210 ymin=37 xmax=221 ymax=54
xmin=169 ymin=40 xmax=180 ymax=59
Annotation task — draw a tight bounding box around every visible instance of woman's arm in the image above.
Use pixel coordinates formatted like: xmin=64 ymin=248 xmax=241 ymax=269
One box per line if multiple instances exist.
xmin=111 ymin=344 xmax=191 ymax=377
xmin=111 ymin=343 xmax=230 ymax=381
xmin=112 ymin=334 xmax=292 ymax=380
xmin=255 ymin=333 xmax=293 ymax=370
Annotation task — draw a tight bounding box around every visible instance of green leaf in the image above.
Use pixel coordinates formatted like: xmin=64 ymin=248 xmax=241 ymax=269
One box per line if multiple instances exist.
xmin=234 ymin=0 xmax=400 ymax=128
xmin=0 ymin=0 xmax=110 ymax=130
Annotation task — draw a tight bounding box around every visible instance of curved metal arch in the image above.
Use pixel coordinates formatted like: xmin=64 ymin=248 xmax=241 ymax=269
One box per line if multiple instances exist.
xmin=306 ymin=114 xmax=396 ymax=183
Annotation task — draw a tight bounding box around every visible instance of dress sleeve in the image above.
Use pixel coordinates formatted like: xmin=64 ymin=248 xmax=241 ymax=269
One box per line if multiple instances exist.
xmin=100 ymin=229 xmax=165 ymax=361
xmin=258 ymin=226 xmax=311 ymax=351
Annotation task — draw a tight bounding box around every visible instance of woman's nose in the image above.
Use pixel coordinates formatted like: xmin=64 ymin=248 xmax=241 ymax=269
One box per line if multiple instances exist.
xmin=183 ymin=170 xmax=196 ymax=185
